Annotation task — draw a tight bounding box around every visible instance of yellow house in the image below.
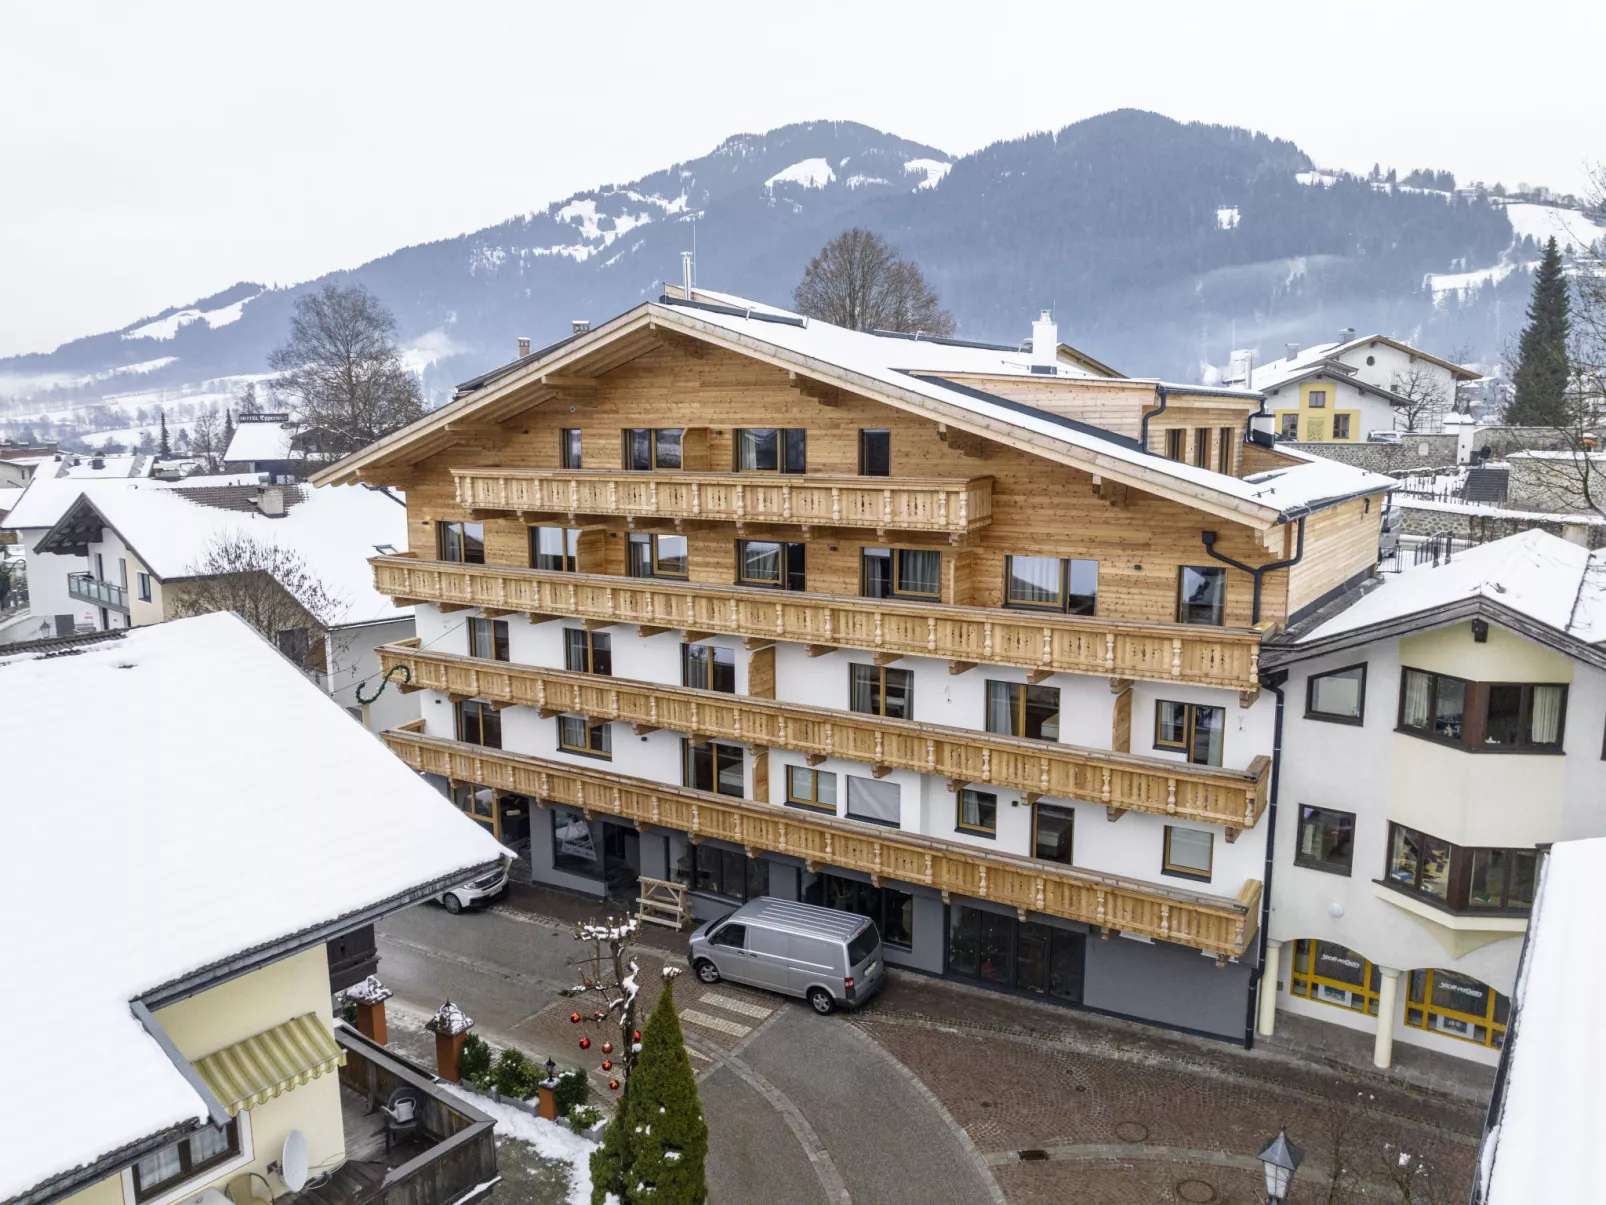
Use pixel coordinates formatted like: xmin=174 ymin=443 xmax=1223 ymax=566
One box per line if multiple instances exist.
xmin=1 ymin=613 xmax=507 ymax=1205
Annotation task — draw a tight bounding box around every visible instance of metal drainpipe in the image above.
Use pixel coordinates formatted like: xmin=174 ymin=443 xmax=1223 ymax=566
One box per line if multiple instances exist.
xmin=1199 ymin=515 xmax=1307 ymax=625
xmin=1139 ymin=383 xmax=1170 ymax=453
xmin=1243 ymin=670 xmax=1287 ymax=1050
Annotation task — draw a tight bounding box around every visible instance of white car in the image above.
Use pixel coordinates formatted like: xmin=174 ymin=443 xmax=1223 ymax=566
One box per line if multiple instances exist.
xmin=1367 ymin=430 xmax=1403 ymax=444
xmin=437 ymin=865 xmax=509 ymax=914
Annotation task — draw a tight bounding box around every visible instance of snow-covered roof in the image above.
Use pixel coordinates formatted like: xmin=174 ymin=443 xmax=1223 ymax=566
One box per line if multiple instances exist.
xmin=225 ymin=419 xmax=299 ymax=463
xmin=0 ymin=613 xmax=506 ymax=1204
xmin=44 ymin=483 xmax=410 ymax=626
xmin=1230 ymin=334 xmax=1477 ymax=391
xmin=1300 ymin=528 xmax=1606 ymax=646
xmin=57 ymin=453 xmax=150 ymax=479
xmin=1478 ymin=836 xmax=1606 ymax=1203
xmin=0 ymin=474 xmax=266 ymax=532
xmin=0 ymin=486 xmax=21 ymax=514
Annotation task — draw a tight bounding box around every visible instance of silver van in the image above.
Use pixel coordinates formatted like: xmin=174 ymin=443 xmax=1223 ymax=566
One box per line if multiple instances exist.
xmin=687 ymin=897 xmax=885 ymax=1014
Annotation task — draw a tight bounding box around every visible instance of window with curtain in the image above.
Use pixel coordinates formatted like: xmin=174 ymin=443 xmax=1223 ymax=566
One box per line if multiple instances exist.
xmin=1399 ymin=669 xmax=1565 ymax=751
xmin=438 ymin=521 xmax=485 ymax=564
xmin=1153 ymin=700 xmax=1224 ymax=765
xmin=849 ymin=664 xmax=912 ymax=719
xmin=683 ymin=643 xmax=735 ymax=692
xmin=684 ymin=740 xmax=744 ymax=798
xmin=132 ymin=1121 xmax=241 ymax=1201
xmin=985 ymin=680 xmax=1060 ymax=741
xmin=456 ymin=700 xmax=501 ymax=748
xmin=861 ymin=547 xmax=893 ymax=598
xmin=469 ymin=617 xmax=510 ymax=661
xmin=737 ymin=540 xmax=805 ymax=590
xmin=957 ymin=789 xmax=997 ymax=835
xmin=557 ymin=715 xmax=611 ymax=758
xmin=896 ymin=549 xmax=941 ymax=598
xmin=845 ymin=775 xmax=900 ymax=826
xmin=564 ymin=629 xmax=611 ymax=674
xmin=530 ymin=527 xmax=579 ymax=571
xmin=1006 ymin=555 xmax=1061 ymax=606
xmin=736 ymin=428 xmax=806 ymax=472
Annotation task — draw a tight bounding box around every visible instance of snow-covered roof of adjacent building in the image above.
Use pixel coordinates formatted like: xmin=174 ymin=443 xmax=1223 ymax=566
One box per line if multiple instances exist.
xmin=56 ymin=452 xmax=151 ymax=479
xmin=0 ymin=473 xmax=265 ymax=532
xmin=0 ymin=485 xmax=21 ymax=514
xmin=1477 ymin=835 xmax=1606 ymax=1203
xmin=224 ymin=418 xmax=299 ymax=463
xmin=0 ymin=612 xmax=506 ymax=1205
xmin=1226 ymin=334 xmax=1478 ymax=391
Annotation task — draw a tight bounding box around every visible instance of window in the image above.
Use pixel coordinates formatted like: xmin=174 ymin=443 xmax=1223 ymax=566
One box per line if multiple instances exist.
xmin=137 ymin=572 xmax=152 ymax=602
xmin=1165 ymin=429 xmax=1184 ymax=460
xmin=275 ymin=627 xmax=310 ymax=665
xmin=845 ymin=775 xmax=900 ymax=827
xmin=1332 ymin=414 xmax=1352 ymax=440
xmin=560 ymin=428 xmax=583 ymax=469
xmin=947 ymin=905 xmax=1084 ymax=1001
xmin=786 ymin=765 xmax=837 ymax=812
xmin=627 ymin=533 xmax=688 ymax=578
xmin=1163 ymin=826 xmax=1213 ymax=880
xmin=131 ymin=1120 xmax=241 ymax=1202
xmin=1004 ymin=556 xmax=1097 ymax=615
xmin=1176 ymin=566 xmax=1226 ymax=625
xmin=861 ymin=547 xmax=942 ymax=601
xmin=1307 ymin=664 xmax=1366 ymax=723
xmin=563 ymin=628 xmax=611 ymax=674
xmin=1407 ymin=969 xmax=1509 ymax=1049
xmin=860 ymin=429 xmax=891 ymax=476
xmin=957 ymin=789 xmax=997 ymax=836
xmin=735 ymin=427 xmax=806 ymax=473
xmin=683 ymin=643 xmax=735 ymax=692
xmin=469 ymin=617 xmax=510 ymax=661
xmin=557 ymin=715 xmax=611 ymax=758
xmin=684 ymin=740 xmax=744 ymax=798
xmin=1216 ymin=427 xmax=1234 ymax=475
xmin=1153 ymin=700 xmax=1224 ymax=765
xmin=456 ymin=700 xmax=501 ymax=748
xmin=1192 ymin=427 xmax=1211 ymax=468
xmin=986 ymin=680 xmax=1060 ymax=741
xmin=552 ymin=806 xmax=601 ymax=877
xmin=737 ymin=540 xmax=805 ymax=590
xmin=849 ymin=663 xmax=913 ymax=720
xmin=1399 ymin=669 xmax=1566 ymax=751
xmin=1308 ymin=389 xmax=1327 ymax=409
xmin=1385 ymin=823 xmax=1451 ymax=901
xmin=676 ymin=844 xmax=768 ymax=901
xmin=1384 ymin=822 xmax=1538 ymax=913
xmin=1280 ymin=413 xmax=1300 ymax=440
xmin=622 ymin=428 xmax=683 ymax=470
xmin=438 ymin=521 xmax=485 ymax=564
xmin=1289 ymin=940 xmax=1381 ymax=1016
xmin=802 ymin=870 xmax=913 ymax=949
xmin=530 ymin=527 xmax=579 ymax=571
xmin=1467 ymin=848 xmax=1539 ymax=909
xmin=451 ymin=782 xmax=497 ymax=831
xmin=1032 ymin=804 xmax=1074 ymax=865
xmin=710 ymin=922 xmax=747 ymax=948
xmin=1295 ymin=806 xmax=1355 ymax=875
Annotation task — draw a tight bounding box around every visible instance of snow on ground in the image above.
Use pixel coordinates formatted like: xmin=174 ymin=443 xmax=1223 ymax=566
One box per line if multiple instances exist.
xmin=121 ymin=293 xmax=258 ymax=341
xmin=765 ymin=158 xmax=835 ymax=190
xmin=1499 ymin=201 xmax=1606 ymax=252
xmin=439 ymin=1083 xmax=599 ymax=1205
xmin=1428 ymin=261 xmax=1524 ymax=300
xmin=1296 ymin=169 xmax=1338 ymax=188
xmin=904 ymin=158 xmax=952 ymax=190
xmin=1216 ymin=206 xmax=1240 ymax=230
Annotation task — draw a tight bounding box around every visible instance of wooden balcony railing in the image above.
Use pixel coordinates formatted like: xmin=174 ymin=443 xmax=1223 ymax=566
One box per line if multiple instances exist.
xmin=452 ymin=468 xmax=994 ymax=537
xmin=372 ymin=555 xmax=1265 ymax=690
xmin=382 ymin=727 xmax=1261 ymax=959
xmin=378 ymin=641 xmax=1270 ymax=831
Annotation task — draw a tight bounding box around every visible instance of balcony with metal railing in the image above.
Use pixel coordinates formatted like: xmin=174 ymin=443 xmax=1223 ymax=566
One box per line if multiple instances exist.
xmin=67 ymin=572 xmax=127 ymax=611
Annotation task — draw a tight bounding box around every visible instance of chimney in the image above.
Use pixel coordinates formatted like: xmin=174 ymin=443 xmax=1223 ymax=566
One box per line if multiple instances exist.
xmin=1286 ymin=342 xmax=1300 ymax=361
xmin=1030 ymin=310 xmax=1058 ymax=372
xmin=258 ymin=486 xmax=286 ymax=517
xmin=571 ymin=319 xmax=590 ymax=335
xmin=1339 ymin=327 xmax=1356 ymax=344
xmin=681 ymin=250 xmax=694 ymax=300
xmin=517 ymin=337 xmax=531 ymax=358
xmin=90 ymin=455 xmax=104 ymax=470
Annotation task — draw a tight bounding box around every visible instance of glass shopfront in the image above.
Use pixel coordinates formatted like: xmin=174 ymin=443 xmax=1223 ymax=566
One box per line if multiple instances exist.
xmin=1406 ymin=969 xmax=1509 ymax=1049
xmin=946 ymin=904 xmax=1084 ymax=1003
xmin=1289 ymin=939 xmax=1381 ymax=1016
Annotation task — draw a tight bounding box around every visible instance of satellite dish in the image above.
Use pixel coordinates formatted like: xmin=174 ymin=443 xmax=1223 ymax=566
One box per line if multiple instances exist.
xmin=281 ymin=1131 xmax=309 ymax=1192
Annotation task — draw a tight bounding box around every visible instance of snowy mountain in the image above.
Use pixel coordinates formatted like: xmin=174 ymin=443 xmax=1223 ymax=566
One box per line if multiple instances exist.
xmin=3 ymin=110 xmax=1587 ymax=436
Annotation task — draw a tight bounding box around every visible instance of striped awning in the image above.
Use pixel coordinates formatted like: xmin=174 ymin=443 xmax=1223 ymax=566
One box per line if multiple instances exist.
xmin=193 ymin=1013 xmax=346 ymax=1117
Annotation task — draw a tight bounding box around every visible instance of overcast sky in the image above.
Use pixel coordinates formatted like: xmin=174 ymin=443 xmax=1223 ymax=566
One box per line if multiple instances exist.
xmin=3 ymin=0 xmax=1601 ymax=359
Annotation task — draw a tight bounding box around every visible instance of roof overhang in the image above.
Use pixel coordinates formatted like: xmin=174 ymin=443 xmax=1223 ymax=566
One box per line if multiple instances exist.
xmin=32 ymin=494 xmax=110 ymax=558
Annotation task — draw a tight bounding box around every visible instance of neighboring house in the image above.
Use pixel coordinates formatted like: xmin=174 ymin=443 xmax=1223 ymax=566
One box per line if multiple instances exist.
xmin=0 ymin=612 xmax=506 ymax=1205
xmin=0 ymin=485 xmax=20 ymax=540
xmin=224 ymin=413 xmax=328 ymax=481
xmin=0 ymin=448 xmax=61 ymax=487
xmin=313 ymin=289 xmax=1394 ymax=1043
xmin=1232 ymin=332 xmax=1478 ymax=440
xmin=1257 ymin=530 xmax=1606 ymax=1068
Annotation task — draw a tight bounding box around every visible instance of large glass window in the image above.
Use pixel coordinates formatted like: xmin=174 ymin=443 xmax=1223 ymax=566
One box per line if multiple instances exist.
xmin=860 ymin=547 xmax=942 ymax=601
xmin=563 ymin=628 xmax=611 ymax=675
xmin=957 ymin=789 xmax=997 ymax=836
xmin=737 ymin=540 xmax=806 ymax=590
xmin=684 ymin=740 xmax=744 ymax=798
xmin=1176 ymin=566 xmax=1226 ymax=625
xmin=1307 ymin=664 xmax=1366 ymax=723
xmin=1386 ymin=823 xmax=1451 ymax=901
xmin=986 ymin=680 xmax=1060 ymax=741
xmin=622 ymin=428 xmax=683 ymax=470
xmin=456 ymin=700 xmax=501 ymax=748
xmin=802 ymin=871 xmax=913 ymax=949
xmin=1295 ymin=806 xmax=1355 ymax=875
xmin=1153 ymin=700 xmax=1224 ymax=765
xmin=1383 ymin=823 xmax=1538 ymax=913
xmin=849 ymin=663 xmax=912 ymax=720
xmin=676 ymin=842 xmax=768 ymax=901
xmin=559 ymin=428 xmax=582 ymax=469
xmin=557 ymin=715 xmax=611 ymax=758
xmin=947 ymin=905 xmax=1084 ymax=1001
xmin=628 ymin=533 xmax=688 ymax=579
xmin=1162 ymin=826 xmax=1213 ymax=880
xmin=1401 ymin=669 xmax=1565 ymax=751
xmin=859 ymin=429 xmax=890 ymax=476
xmin=552 ymin=806 xmax=601 ymax=878
xmin=845 ymin=775 xmax=900 ymax=827
xmin=438 ymin=521 xmax=485 ymax=564
xmin=736 ymin=428 xmax=806 ymax=473
xmin=786 ymin=765 xmax=837 ymax=812
xmin=132 ymin=1120 xmax=241 ymax=1202
xmin=451 ymin=782 xmax=497 ymax=833
xmin=469 ymin=617 xmax=510 ymax=662
xmin=1467 ymin=848 xmax=1539 ymax=910
xmin=1289 ymin=940 xmax=1381 ymax=1016
xmin=1003 ymin=556 xmax=1098 ymax=614
xmin=683 ymin=643 xmax=735 ymax=693
xmin=1032 ymin=804 xmax=1074 ymax=865
xmin=530 ymin=526 xmax=579 ymax=571
xmin=1407 ymin=969 xmax=1509 ymax=1049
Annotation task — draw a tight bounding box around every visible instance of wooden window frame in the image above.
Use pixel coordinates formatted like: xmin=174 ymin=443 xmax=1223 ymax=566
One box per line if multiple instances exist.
xmin=529 ymin=526 xmax=578 ymax=572
xmin=621 ymin=427 xmax=684 ymax=471
xmin=131 ymin=1120 xmax=241 ymax=1203
xmin=1031 ymin=802 xmax=1075 ymax=866
xmin=451 ymin=782 xmax=500 ymax=837
xmin=1332 ymin=413 xmax=1352 ymax=440
xmin=1176 ymin=565 xmax=1226 ymax=626
xmin=1279 ymin=413 xmax=1300 ymax=440
xmin=628 ymin=532 xmax=689 ymax=580
xmin=786 ymin=764 xmax=837 ymax=813
xmin=559 ymin=428 xmax=583 ymax=469
xmin=1152 ymin=700 xmax=1224 ymax=766
xmin=1308 ymin=389 xmax=1327 ymax=409
xmin=1382 ymin=822 xmax=1537 ymax=915
xmin=1289 ymin=939 xmax=1381 ymax=1017
xmin=1305 ymin=663 xmax=1367 ymax=725
xmin=985 ymin=679 xmax=1060 ymax=741
xmin=455 ymin=699 xmax=502 ymax=749
xmin=956 ymin=788 xmax=998 ymax=837
xmin=556 ymin=715 xmax=611 ymax=759
xmin=1162 ymin=825 xmax=1213 ymax=881
xmin=468 ymin=616 xmax=510 ymax=662
xmin=1192 ymin=427 xmax=1211 ymax=468
xmin=1216 ymin=426 xmax=1234 ymax=475
xmin=894 ymin=548 xmax=941 ymax=600
xmin=849 ymin=663 xmax=913 ymax=719
xmin=1406 ymin=969 xmax=1509 ymax=1049
xmin=1294 ymin=805 xmax=1356 ymax=876
xmin=859 ymin=429 xmax=891 ymax=476
xmin=736 ymin=539 xmax=805 ymax=591
xmin=734 ymin=427 xmax=806 ymax=474
xmin=563 ymin=628 xmax=611 ymax=675
xmin=1398 ymin=668 xmax=1567 ymax=753
xmin=1003 ymin=555 xmax=1097 ymax=615
xmin=1165 ymin=429 xmax=1185 ymax=460
xmin=682 ymin=739 xmax=744 ymax=798
xmin=683 ymin=643 xmax=735 ymax=693
xmin=437 ymin=520 xmax=485 ymax=565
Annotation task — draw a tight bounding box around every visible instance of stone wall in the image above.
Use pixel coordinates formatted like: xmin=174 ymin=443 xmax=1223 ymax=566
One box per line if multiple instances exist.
xmin=1284 ymin=435 xmax=1459 ymax=473
xmin=1397 ymin=501 xmax=1606 ymax=549
xmin=1505 ymin=453 xmax=1606 ymax=514
xmin=1471 ymin=426 xmax=1571 ymax=458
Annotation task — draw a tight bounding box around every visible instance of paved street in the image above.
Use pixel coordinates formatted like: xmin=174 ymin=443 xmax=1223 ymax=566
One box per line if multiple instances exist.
xmin=376 ymin=897 xmax=1488 ymax=1204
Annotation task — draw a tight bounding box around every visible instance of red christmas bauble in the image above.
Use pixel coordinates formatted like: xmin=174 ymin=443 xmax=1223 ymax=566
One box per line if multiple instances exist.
xmin=579 ymin=1037 xmax=591 ymax=1050
xmin=601 ymin=1059 xmax=613 ymax=1071
xmin=569 ymin=1012 xmax=581 ymax=1024
xmin=583 ymin=978 xmax=594 ymax=987
xmin=601 ymin=1042 xmax=613 ymax=1054
xmin=608 ymin=1079 xmax=620 ymax=1091
xmin=633 ymin=1030 xmax=642 ymax=1042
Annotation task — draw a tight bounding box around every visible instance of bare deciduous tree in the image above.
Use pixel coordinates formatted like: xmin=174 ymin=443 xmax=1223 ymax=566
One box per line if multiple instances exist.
xmin=189 ymin=406 xmax=224 ymax=473
xmin=171 ymin=532 xmax=346 ymax=663
xmin=237 ymin=381 xmax=262 ymax=416
xmin=565 ymin=916 xmax=647 ymax=1093
xmin=793 ymin=229 xmax=955 ymax=336
xmin=1390 ymin=365 xmax=1452 ymax=432
xmin=267 ymin=283 xmax=425 ymax=458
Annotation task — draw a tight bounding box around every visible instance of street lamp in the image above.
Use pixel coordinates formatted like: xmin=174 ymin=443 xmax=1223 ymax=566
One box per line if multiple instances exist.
xmin=544 ymin=1057 xmax=557 ymax=1081
xmin=1258 ymin=1129 xmax=1303 ymax=1203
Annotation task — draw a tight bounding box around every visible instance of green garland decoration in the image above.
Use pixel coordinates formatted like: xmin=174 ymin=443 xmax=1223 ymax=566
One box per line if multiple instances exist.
xmin=355 ymin=662 xmax=411 ymax=705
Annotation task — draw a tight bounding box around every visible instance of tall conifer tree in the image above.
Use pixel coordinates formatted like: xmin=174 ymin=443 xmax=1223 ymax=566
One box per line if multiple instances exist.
xmin=1507 ymin=237 xmax=1572 ymax=424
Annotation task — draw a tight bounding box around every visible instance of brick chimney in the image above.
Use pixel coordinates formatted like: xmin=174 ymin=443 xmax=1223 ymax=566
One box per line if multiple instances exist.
xmin=518 ymin=337 xmax=531 ymax=358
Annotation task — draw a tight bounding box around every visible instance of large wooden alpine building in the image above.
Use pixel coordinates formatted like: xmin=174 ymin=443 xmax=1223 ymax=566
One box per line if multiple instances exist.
xmin=314 ymin=289 xmax=1392 ymax=1041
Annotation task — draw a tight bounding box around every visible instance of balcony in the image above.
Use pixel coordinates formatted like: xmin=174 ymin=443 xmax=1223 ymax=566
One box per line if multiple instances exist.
xmin=379 ymin=641 xmax=1270 ymax=831
xmin=452 ymin=468 xmax=994 ymax=538
xmin=371 ymin=555 xmax=1265 ymax=691
xmin=67 ymin=572 xmax=127 ymax=611
xmin=382 ymin=724 xmax=1261 ymax=959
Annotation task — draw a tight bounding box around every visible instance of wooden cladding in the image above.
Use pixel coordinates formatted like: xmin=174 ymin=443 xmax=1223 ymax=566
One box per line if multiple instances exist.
xmin=380 ymin=642 xmax=1270 ymax=828
xmin=382 ymin=726 xmax=1261 ymax=958
xmin=452 ymin=467 xmax=994 ymax=537
xmin=372 ymin=555 xmax=1264 ymax=689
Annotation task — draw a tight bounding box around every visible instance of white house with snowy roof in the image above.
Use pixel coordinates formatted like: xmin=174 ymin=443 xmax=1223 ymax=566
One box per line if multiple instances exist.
xmin=1256 ymin=529 xmax=1606 ymax=1070
xmin=1229 ymin=332 xmax=1478 ymax=441
xmin=0 ymin=613 xmax=506 ymax=1205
